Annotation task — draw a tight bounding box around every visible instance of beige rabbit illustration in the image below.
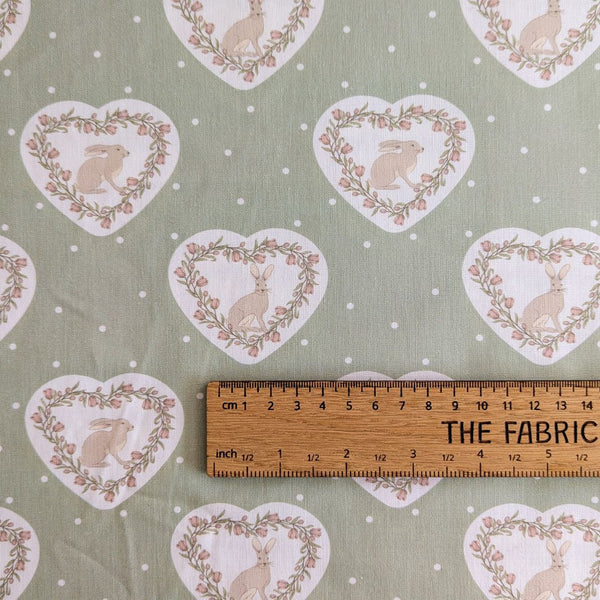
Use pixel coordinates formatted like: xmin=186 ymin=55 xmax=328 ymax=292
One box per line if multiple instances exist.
xmin=76 ymin=144 xmax=130 ymax=195
xmin=522 ymin=540 xmax=571 ymax=600
xmin=519 ymin=0 xmax=562 ymax=56
xmin=222 ymin=0 xmax=265 ymax=58
xmin=79 ymin=418 xmax=134 ymax=468
xmin=521 ymin=263 xmax=570 ymax=334
xmin=230 ymin=538 xmax=275 ymax=600
xmin=368 ymin=140 xmax=424 ymax=190
xmin=228 ymin=264 xmax=274 ymax=333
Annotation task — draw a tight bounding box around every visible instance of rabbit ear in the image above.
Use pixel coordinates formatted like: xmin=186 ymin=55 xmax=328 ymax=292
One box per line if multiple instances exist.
xmin=558 ymin=264 xmax=570 ymax=280
xmin=84 ymin=145 xmax=110 ymax=156
xmin=88 ymin=418 xmax=113 ymax=430
xmin=544 ymin=263 xmax=556 ymax=279
xmin=250 ymin=263 xmax=260 ymax=280
xmin=263 ymin=264 xmax=274 ymax=280
xmin=264 ymin=538 xmax=276 ymax=553
xmin=546 ymin=539 xmax=557 ymax=554
xmin=378 ymin=140 xmax=402 ymax=152
xmin=251 ymin=538 xmax=262 ymax=553
xmin=560 ymin=541 xmax=571 ymax=555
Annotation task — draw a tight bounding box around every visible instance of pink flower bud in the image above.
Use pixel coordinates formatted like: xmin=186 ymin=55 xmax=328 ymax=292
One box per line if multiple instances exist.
xmin=584 ymin=530 xmax=594 ymax=542
xmin=213 ymin=55 xmax=225 ymax=66
xmin=489 ymin=585 xmax=501 ymax=595
xmin=127 ymin=476 xmax=137 ymax=487
xmin=100 ymin=218 xmax=112 ymax=229
xmin=137 ymin=124 xmax=148 ymax=136
xmin=210 ymin=298 xmax=219 ymax=309
xmin=542 ymin=347 xmax=553 ymax=358
xmin=506 ymin=573 xmax=515 ymax=585
xmin=243 ymin=71 xmax=255 ymax=83
xmin=189 ymin=516 xmax=200 ymax=527
xmin=66 ymin=444 xmax=76 ymax=454
xmin=271 ymin=30 xmax=283 ymax=39
xmin=271 ymin=332 xmax=281 ymax=342
xmin=502 ymin=19 xmax=511 ymax=30
xmin=332 ymin=109 xmax=343 ymax=121
xmin=571 ymin=307 xmax=583 ymax=316
xmin=541 ymin=70 xmax=551 ymax=81
xmin=104 ymin=491 xmax=115 ymax=503
xmin=487 ymin=309 xmax=499 ymax=320
xmin=39 ymin=115 xmax=50 ymax=126
xmin=174 ymin=267 xmax=185 ymax=278
xmin=176 ymin=540 xmax=188 ymax=551
xmin=565 ymin=332 xmax=576 ymax=344
xmin=482 ymin=517 xmax=493 ymax=528
xmin=394 ymin=214 xmax=405 ymax=226
xmin=265 ymin=55 xmax=276 ymax=67
xmin=198 ymin=550 xmax=209 ymax=560
xmin=468 ymin=265 xmax=480 ymax=276
xmin=450 ymin=150 xmax=461 ymax=162
xmin=26 ymin=139 xmax=37 ymax=150
xmin=491 ymin=551 xmax=503 ymax=561
xmin=105 ymin=125 xmax=117 ymax=135
xmin=48 ymin=148 xmax=60 ymax=159
xmin=204 ymin=22 xmax=215 ymax=34
xmin=490 ymin=275 xmax=502 ymax=285
xmin=127 ymin=177 xmax=139 ymax=187
xmin=319 ymin=134 xmax=330 ymax=145
xmin=46 ymin=182 xmax=57 ymax=192
xmin=249 ymin=347 xmax=259 ymax=358
xmin=354 ymin=165 xmax=365 ymax=177
xmin=341 ymin=143 xmax=353 ymax=154
xmin=43 ymin=388 xmax=54 ymax=399
xmin=485 ymin=31 xmax=497 ymax=42
xmin=339 ymin=177 xmax=351 ymax=188
xmin=288 ymin=528 xmax=299 ymax=539
xmin=399 ymin=120 xmax=411 ymax=130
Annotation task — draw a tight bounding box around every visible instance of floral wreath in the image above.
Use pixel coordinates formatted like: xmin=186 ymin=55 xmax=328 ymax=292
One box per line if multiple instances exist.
xmin=470 ymin=0 xmax=600 ymax=82
xmin=25 ymin=108 xmax=172 ymax=230
xmin=469 ymin=511 xmax=600 ymax=599
xmin=363 ymin=476 xmax=432 ymax=501
xmin=173 ymin=236 xmax=320 ymax=358
xmin=0 ymin=517 xmax=32 ymax=599
xmin=0 ymin=246 xmax=28 ymax=328
xmin=468 ymin=236 xmax=600 ymax=359
xmin=318 ymin=103 xmax=467 ymax=226
xmin=175 ymin=510 xmax=324 ymax=599
xmin=29 ymin=382 xmax=176 ymax=503
xmin=172 ymin=0 xmax=315 ymax=83
xmin=0 ymin=0 xmax=22 ymax=50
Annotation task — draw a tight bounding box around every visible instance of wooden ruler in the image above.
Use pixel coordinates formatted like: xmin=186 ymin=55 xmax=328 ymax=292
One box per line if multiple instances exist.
xmin=206 ymin=380 xmax=600 ymax=478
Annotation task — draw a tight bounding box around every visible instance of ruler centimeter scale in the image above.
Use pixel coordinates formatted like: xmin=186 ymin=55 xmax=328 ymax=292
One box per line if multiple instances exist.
xmin=206 ymin=380 xmax=600 ymax=478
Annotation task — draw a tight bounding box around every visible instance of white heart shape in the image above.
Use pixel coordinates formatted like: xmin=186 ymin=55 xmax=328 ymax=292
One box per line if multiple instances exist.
xmin=171 ymin=503 xmax=330 ymax=599
xmin=25 ymin=374 xmax=184 ymax=510
xmin=340 ymin=371 xmax=448 ymax=508
xmin=313 ymin=95 xmax=475 ymax=232
xmin=163 ymin=0 xmax=324 ymax=90
xmin=465 ymin=503 xmax=600 ymax=600
xmin=0 ymin=236 xmax=35 ymax=342
xmin=0 ymin=0 xmax=30 ymax=63
xmin=0 ymin=508 xmax=39 ymax=599
xmin=459 ymin=0 xmax=600 ymax=87
xmin=463 ymin=228 xmax=600 ymax=365
xmin=169 ymin=229 xmax=328 ymax=364
xmin=21 ymin=100 xmax=180 ymax=236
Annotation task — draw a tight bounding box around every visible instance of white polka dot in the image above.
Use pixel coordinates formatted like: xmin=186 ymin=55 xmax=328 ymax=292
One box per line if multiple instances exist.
xmin=349 ymin=578 xmax=357 ymax=585
xmin=476 ymin=334 xmax=484 ymax=342
xmin=5 ymin=497 xmax=13 ymax=504
xmin=1 ymin=224 xmax=7 ymax=231
xmin=467 ymin=506 xmax=475 ymax=513
xmin=189 ymin=118 xmax=199 ymax=127
xmin=170 ymin=233 xmax=179 ymax=240
xmin=520 ymin=146 xmax=528 ymax=155
xmin=388 ymin=45 xmax=396 ymax=53
xmin=49 ymin=32 xmax=57 ymax=39
xmin=138 ymin=290 xmax=146 ymax=298
xmin=341 ymin=81 xmax=349 ymax=88
xmin=11 ymin=403 xmax=19 ymax=410
xmin=294 ymin=220 xmax=301 ymax=227
xmin=429 ymin=10 xmax=437 ymax=18
xmin=237 ymin=197 xmax=245 ymax=205
xmin=467 ymin=180 xmax=475 ymax=187
xmin=74 ymin=517 xmax=82 ymax=525
xmin=391 ymin=322 xmax=399 ymax=329
xmin=224 ymin=148 xmax=232 ymax=156
xmin=282 ymin=167 xmax=290 ymax=175
xmin=174 ymin=506 xmax=181 ymax=514
xmin=176 ymin=456 xmax=184 ymax=464
xmin=592 ymin=220 xmax=598 ymax=228
xmin=116 ymin=236 xmax=124 ymax=244
xmin=343 ymin=25 xmax=351 ymax=33
xmin=48 ymin=86 xmax=55 ymax=94
xmin=0 ymin=446 xmax=3 ymax=452
xmin=35 ymin=202 xmax=44 ymax=210
xmin=422 ymin=358 xmax=430 ymax=366
xmin=346 ymin=303 xmax=354 ymax=310
xmin=40 ymin=475 xmax=48 ymax=483
xmin=363 ymin=241 xmax=371 ymax=248
xmin=533 ymin=196 xmax=541 ymax=204
xmin=296 ymin=63 xmax=304 ymax=71
xmin=300 ymin=339 xmax=308 ymax=346
xmin=419 ymin=81 xmax=427 ymax=89
xmin=580 ymin=166 xmax=588 ymax=175
xmin=595 ymin=63 xmax=600 ymax=71
xmin=52 ymin=361 xmax=60 ymax=368
xmin=247 ymin=105 xmax=255 ymax=113
xmin=183 ymin=335 xmax=190 ymax=343
xmin=366 ymin=516 xmax=373 ymax=523
xmin=8 ymin=343 xmax=16 ymax=350
xmin=300 ymin=123 xmax=308 ymax=131
xmin=55 ymin=306 xmax=62 ymax=314
xmin=93 ymin=50 xmax=101 ymax=58
xmin=296 ymin=493 xmax=304 ymax=501
xmin=473 ymin=57 xmax=481 ymax=65
xmin=120 ymin=510 xmax=127 ymax=517
xmin=141 ymin=564 xmax=149 ymax=572
xmin=412 ymin=508 xmax=420 ymax=516
xmin=98 ymin=325 xmax=106 ymax=333
xmin=129 ymin=360 xmax=137 ymax=368
xmin=410 ymin=233 xmax=417 ymax=240
xmin=434 ymin=564 xmax=442 ymax=571
xmin=329 ymin=198 xmax=336 ymax=205
xmin=3 ymin=69 xmax=10 ymax=77
xmin=7 ymin=128 xmax=15 ymax=136
xmin=57 ymin=579 xmax=65 ymax=587
xmin=133 ymin=15 xmax=141 ymax=23
xmin=172 ymin=183 xmax=180 ymax=190
xmin=544 ymin=103 xmax=552 ymax=111
xmin=487 ymin=115 xmax=495 ymax=123
xmin=597 ymin=340 xmax=600 ymax=348
xmin=177 ymin=60 xmax=185 ymax=68
xmin=465 ymin=230 xmax=473 ymax=238
xmin=345 ymin=357 xmax=352 ymax=364
xmin=70 ymin=245 xmax=78 ymax=252
xmin=592 ymin=496 xmax=599 ymax=504
xmin=196 ymin=392 xmax=204 ymax=400
xmin=124 ymin=86 xmax=132 ymax=94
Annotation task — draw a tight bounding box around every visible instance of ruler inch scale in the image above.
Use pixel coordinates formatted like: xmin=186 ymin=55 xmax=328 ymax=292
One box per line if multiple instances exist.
xmin=206 ymin=380 xmax=600 ymax=478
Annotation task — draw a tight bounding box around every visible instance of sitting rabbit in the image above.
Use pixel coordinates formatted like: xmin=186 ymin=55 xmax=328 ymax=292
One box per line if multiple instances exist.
xmin=76 ymin=144 xmax=130 ymax=195
xmin=79 ymin=418 xmax=134 ymax=468
xmin=222 ymin=0 xmax=265 ymax=58
xmin=230 ymin=538 xmax=275 ymax=600
xmin=522 ymin=540 xmax=570 ymax=600
xmin=519 ymin=0 xmax=562 ymax=56
xmin=228 ymin=264 xmax=274 ymax=333
xmin=368 ymin=140 xmax=424 ymax=190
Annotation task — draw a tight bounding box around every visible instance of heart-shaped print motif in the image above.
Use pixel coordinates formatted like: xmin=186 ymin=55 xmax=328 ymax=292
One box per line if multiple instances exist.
xmin=341 ymin=371 xmax=447 ymax=508
xmin=0 ymin=0 xmax=30 ymax=63
xmin=465 ymin=504 xmax=600 ymax=600
xmin=171 ymin=503 xmax=330 ymax=599
xmin=169 ymin=229 xmax=328 ymax=364
xmin=460 ymin=0 xmax=600 ymax=87
xmin=313 ymin=95 xmax=475 ymax=233
xmin=463 ymin=228 xmax=600 ymax=365
xmin=0 ymin=508 xmax=39 ymax=599
xmin=25 ymin=374 xmax=184 ymax=510
xmin=0 ymin=236 xmax=35 ymax=342
xmin=163 ymin=0 xmax=324 ymax=90
xmin=21 ymin=100 xmax=180 ymax=236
